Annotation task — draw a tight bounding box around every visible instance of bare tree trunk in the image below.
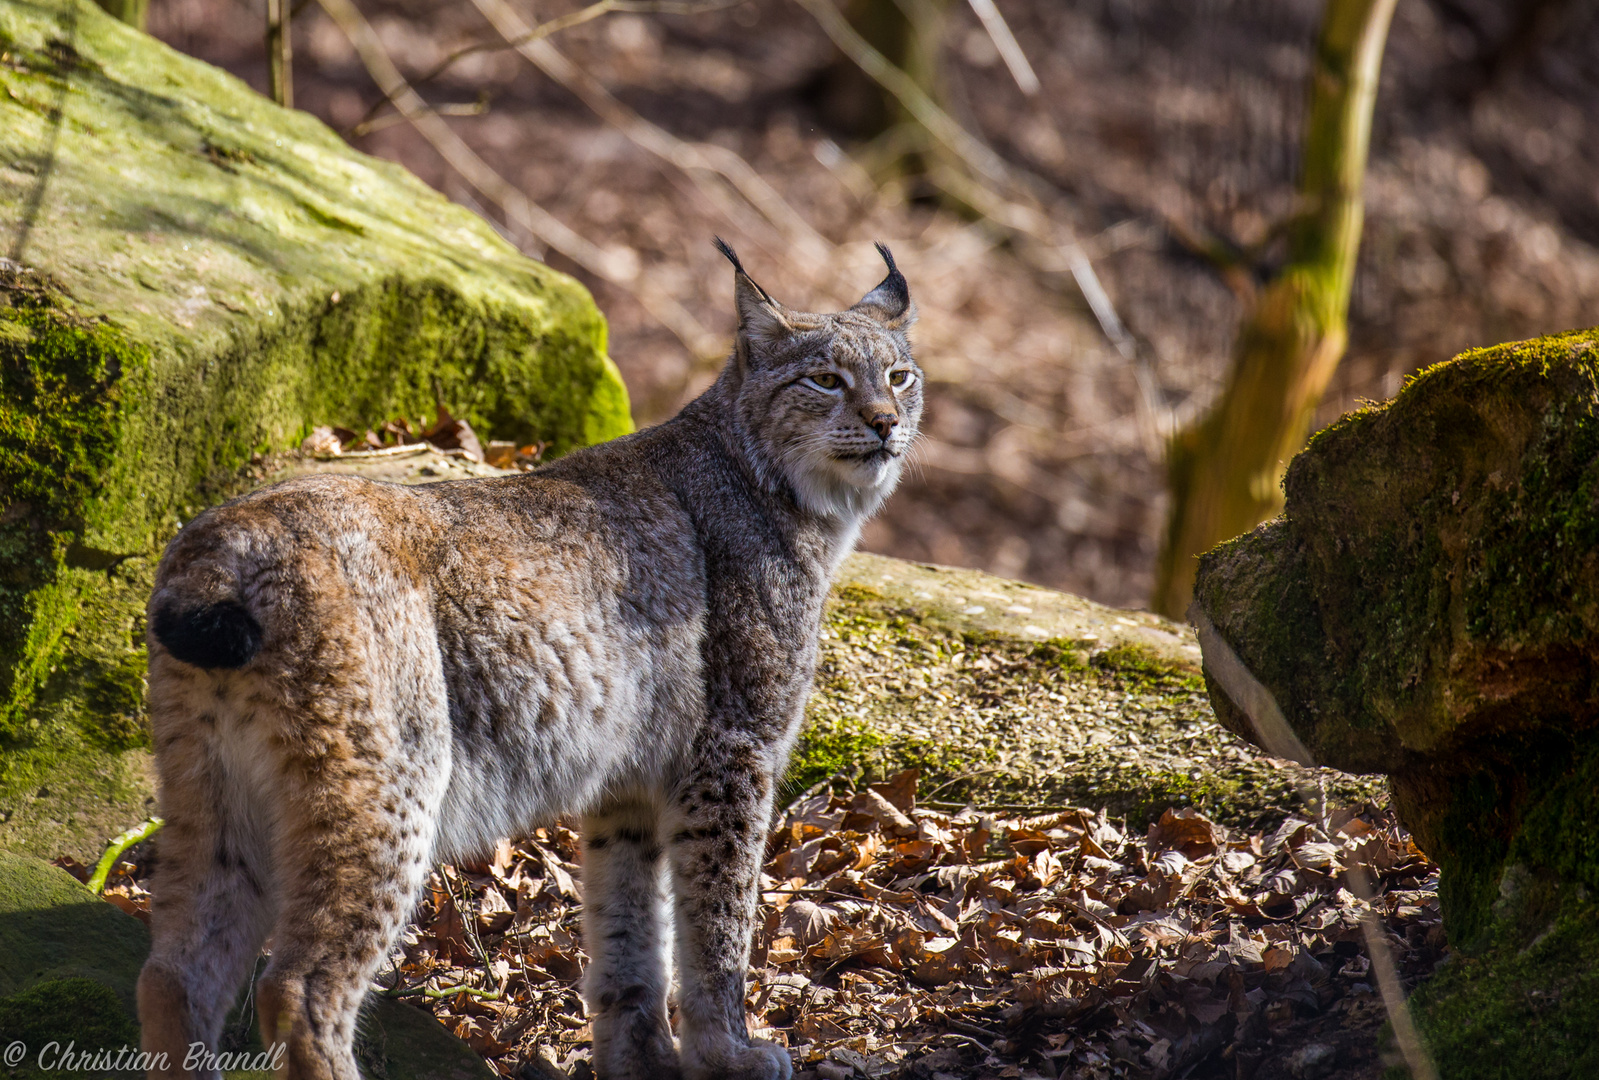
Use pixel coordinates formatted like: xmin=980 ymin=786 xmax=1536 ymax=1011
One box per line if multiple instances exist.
xmin=267 ymin=0 xmax=294 ymax=109
xmin=1151 ymin=0 xmax=1399 ymax=618
xmin=92 ymin=0 xmax=148 ymax=30
xmin=813 ymin=0 xmax=950 ymax=140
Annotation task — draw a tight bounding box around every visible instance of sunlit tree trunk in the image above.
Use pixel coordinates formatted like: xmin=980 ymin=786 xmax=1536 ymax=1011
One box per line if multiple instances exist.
xmin=92 ymin=0 xmax=147 ymax=30
xmin=1152 ymin=0 xmax=1399 ymax=618
xmin=267 ymin=0 xmax=295 ymax=109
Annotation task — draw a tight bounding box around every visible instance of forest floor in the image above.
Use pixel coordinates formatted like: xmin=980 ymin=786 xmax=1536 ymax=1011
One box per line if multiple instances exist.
xmin=148 ymin=0 xmax=1599 ymax=610
xmin=95 ymin=655 xmax=1435 ymax=1080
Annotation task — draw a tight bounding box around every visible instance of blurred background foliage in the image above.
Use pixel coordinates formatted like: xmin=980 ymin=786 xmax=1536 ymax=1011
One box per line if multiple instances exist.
xmin=120 ymin=0 xmax=1599 ymax=610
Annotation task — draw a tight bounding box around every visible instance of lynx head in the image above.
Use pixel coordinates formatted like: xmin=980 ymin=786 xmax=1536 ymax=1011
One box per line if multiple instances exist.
xmin=715 ymin=238 xmax=922 ymax=520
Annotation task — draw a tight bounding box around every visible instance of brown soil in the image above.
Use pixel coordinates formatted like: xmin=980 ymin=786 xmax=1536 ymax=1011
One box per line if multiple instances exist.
xmin=149 ymin=0 xmax=1599 ymax=609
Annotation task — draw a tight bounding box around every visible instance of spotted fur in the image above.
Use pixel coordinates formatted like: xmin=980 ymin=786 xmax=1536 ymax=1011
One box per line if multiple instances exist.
xmin=136 ymin=244 xmax=922 ymax=1080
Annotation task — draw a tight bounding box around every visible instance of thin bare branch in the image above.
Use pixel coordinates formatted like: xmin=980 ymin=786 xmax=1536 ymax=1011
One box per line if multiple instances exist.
xmin=792 ymin=0 xmax=1014 ymax=188
xmin=346 ymin=0 xmax=740 ymax=138
xmin=352 ymin=97 xmax=488 ymax=138
xmin=791 ymin=0 xmax=1143 ymax=373
xmin=469 ymin=0 xmax=832 ymax=266
xmin=1349 ymin=866 xmax=1444 ymax=1080
xmin=925 ymin=162 xmax=1170 ymax=452
xmin=314 ymin=0 xmax=721 ymax=359
xmin=965 ymin=0 xmax=1039 ymax=96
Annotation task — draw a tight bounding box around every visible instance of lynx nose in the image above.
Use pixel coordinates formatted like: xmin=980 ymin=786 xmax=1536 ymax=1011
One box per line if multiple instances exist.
xmin=864 ymin=410 xmax=899 ymax=441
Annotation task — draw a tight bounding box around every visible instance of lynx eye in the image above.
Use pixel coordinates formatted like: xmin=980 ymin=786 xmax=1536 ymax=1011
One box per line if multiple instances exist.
xmin=888 ymin=369 xmax=912 ymax=388
xmin=807 ymin=373 xmax=844 ymax=390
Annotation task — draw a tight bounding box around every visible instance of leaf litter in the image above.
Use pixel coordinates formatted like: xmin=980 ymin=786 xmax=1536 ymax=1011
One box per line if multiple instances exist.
xmin=299 ymin=406 xmax=546 ymax=469
xmin=107 ymin=772 xmax=1442 ymax=1079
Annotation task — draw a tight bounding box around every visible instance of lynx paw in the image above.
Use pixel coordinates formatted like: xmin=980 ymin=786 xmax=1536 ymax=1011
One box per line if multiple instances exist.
xmin=590 ymin=1018 xmax=682 ymax=1080
xmin=682 ymin=1035 xmax=792 ymax=1080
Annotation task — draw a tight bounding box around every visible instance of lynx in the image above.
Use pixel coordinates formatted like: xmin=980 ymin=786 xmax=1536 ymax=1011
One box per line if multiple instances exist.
xmin=136 ymin=242 xmax=921 ymax=1080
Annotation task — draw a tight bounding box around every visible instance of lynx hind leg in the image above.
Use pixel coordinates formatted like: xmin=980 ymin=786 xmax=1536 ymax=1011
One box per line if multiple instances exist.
xmin=668 ymin=745 xmax=792 ymax=1080
xmin=582 ymin=802 xmax=683 ymax=1080
xmin=138 ymin=674 xmax=277 ymax=1079
xmin=255 ymin=710 xmax=447 ymax=1079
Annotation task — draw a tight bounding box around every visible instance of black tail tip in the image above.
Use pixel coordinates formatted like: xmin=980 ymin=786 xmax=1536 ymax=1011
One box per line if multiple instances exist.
xmin=150 ymin=601 xmax=263 ymax=670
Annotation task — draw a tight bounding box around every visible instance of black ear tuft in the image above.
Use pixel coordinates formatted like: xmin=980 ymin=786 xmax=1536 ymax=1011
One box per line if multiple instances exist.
xmin=875 ymin=240 xmax=900 ymax=277
xmin=713 ymin=237 xmax=775 ymax=304
xmin=852 ymin=241 xmax=913 ymax=326
xmin=713 ymin=235 xmax=744 ymax=273
xmin=716 ymin=237 xmax=791 ymax=342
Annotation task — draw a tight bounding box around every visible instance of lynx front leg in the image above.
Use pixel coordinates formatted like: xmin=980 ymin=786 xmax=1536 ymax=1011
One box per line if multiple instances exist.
xmin=582 ymin=801 xmax=682 ymax=1080
xmin=667 ymin=745 xmax=792 ymax=1080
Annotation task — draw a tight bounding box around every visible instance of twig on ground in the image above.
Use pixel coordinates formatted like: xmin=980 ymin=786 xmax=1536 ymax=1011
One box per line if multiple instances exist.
xmin=1348 ymin=865 xmax=1442 ymax=1080
xmin=1192 ymin=614 xmax=1442 ymax=1080
xmin=87 ymin=817 xmax=164 ymax=894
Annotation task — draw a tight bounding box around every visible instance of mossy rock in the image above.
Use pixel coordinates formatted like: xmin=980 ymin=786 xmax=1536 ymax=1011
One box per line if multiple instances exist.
xmin=0 ymin=850 xmax=492 ymax=1079
xmin=0 ymin=978 xmax=141 ymax=1077
xmin=1394 ymin=868 xmax=1599 ymax=1080
xmin=1192 ymin=329 xmax=1599 ymax=1070
xmin=0 ymin=0 xmax=632 ymax=858
xmin=813 ymin=550 xmax=1377 ymax=824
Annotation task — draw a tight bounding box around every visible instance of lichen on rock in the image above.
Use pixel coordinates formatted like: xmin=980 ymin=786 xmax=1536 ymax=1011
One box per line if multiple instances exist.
xmin=0 ymin=0 xmax=630 ymax=856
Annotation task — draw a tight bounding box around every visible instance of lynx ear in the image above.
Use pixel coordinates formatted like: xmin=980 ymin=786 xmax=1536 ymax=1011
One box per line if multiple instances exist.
xmin=851 ymin=242 xmax=916 ymax=330
xmin=715 ymin=237 xmax=793 ymax=345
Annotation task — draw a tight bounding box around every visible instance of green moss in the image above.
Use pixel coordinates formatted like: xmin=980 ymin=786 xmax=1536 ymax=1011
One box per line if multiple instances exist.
xmin=1423 ymin=736 xmax=1599 ymax=946
xmin=1401 ymin=881 xmax=1599 ymax=1080
xmin=1280 ymin=328 xmax=1599 ymax=754
xmin=1514 ymin=743 xmax=1599 ymax=894
xmin=0 ymin=286 xmax=144 ymax=733
xmin=0 ymin=978 xmax=140 ymax=1076
xmin=782 ymin=714 xmax=886 ymax=797
xmin=1464 ymin=397 xmax=1599 ymax=645
xmin=1432 ymin=740 xmax=1599 ymax=945
xmin=1089 ymin=642 xmax=1204 ymax=693
xmin=0 ymin=853 xmax=490 ymax=1080
xmin=796 ymin=587 xmax=1381 ymax=825
xmin=81 ymin=646 xmax=147 ymax=751
xmin=833 ymin=583 xmax=885 ymax=606
xmin=1119 ymin=769 xmax=1244 ymax=827
xmin=1027 ymin=638 xmax=1088 ymax=672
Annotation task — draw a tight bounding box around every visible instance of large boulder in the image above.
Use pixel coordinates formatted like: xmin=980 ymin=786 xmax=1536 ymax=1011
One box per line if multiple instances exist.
xmin=1193 ymin=328 xmax=1599 ymax=1075
xmin=0 ymin=0 xmax=630 ymax=857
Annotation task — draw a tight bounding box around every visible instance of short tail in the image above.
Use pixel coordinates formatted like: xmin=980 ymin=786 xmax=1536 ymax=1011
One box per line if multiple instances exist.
xmin=149 ymin=600 xmax=263 ymax=670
